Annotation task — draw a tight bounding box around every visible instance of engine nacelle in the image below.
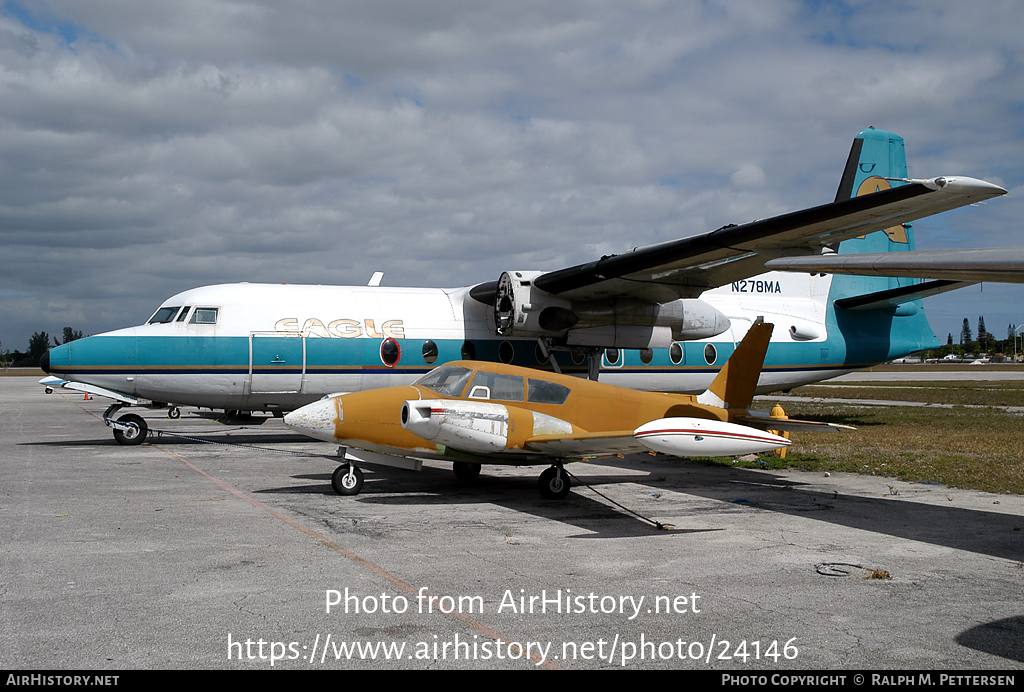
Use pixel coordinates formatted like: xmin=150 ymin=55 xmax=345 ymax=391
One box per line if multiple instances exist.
xmin=493 ymin=271 xmax=571 ymax=337
xmin=633 ymin=417 xmax=790 ymax=457
xmin=491 ymin=270 xmax=730 ymax=345
xmin=402 ymin=399 xmax=511 ymax=455
xmin=564 ymin=298 xmax=730 ymax=341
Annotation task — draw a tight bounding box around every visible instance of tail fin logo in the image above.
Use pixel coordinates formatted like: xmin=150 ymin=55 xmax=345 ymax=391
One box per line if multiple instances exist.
xmin=854 ymin=176 xmax=909 ymax=244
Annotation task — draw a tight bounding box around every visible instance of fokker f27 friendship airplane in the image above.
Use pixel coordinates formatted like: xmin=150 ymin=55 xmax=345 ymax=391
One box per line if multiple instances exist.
xmin=40 ymin=128 xmax=1021 ymax=446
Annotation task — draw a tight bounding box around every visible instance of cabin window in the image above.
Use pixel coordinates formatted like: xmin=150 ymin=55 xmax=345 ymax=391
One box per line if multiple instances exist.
xmin=421 ymin=340 xmax=438 ymax=365
xmin=704 ymin=343 xmax=717 ymax=365
xmin=639 ymin=348 xmax=653 ymax=365
xmin=499 ymin=341 xmax=514 ymax=364
xmin=176 ymin=306 xmax=192 ymax=322
xmin=461 ymin=340 xmax=476 ymax=360
xmin=604 ymin=348 xmax=620 ymax=366
xmin=380 ymin=338 xmax=401 ymax=367
xmin=148 ymin=306 xmax=181 ymax=323
xmin=189 ymin=307 xmax=219 ymax=325
xmin=415 ymin=366 xmax=473 ymax=397
xmin=570 ymin=348 xmax=586 ymax=365
xmin=466 ymin=372 xmax=524 ymax=402
xmin=669 ymin=342 xmax=684 ymax=365
xmin=527 ymin=378 xmax=570 ymax=405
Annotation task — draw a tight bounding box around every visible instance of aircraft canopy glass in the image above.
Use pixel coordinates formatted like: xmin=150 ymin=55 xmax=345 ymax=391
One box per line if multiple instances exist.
xmin=415 ymin=365 xmax=473 ymax=397
xmin=189 ymin=307 xmax=219 ymax=324
xmin=416 ymin=366 xmax=570 ymax=405
xmin=467 ymin=372 xmax=524 ymax=402
xmin=527 ymin=378 xmax=571 ymax=405
xmin=148 ymin=306 xmax=181 ymax=323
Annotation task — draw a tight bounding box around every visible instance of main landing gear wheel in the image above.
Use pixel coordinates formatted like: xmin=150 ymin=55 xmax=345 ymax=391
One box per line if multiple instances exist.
xmin=167 ymin=407 xmax=181 ymax=419
xmin=538 ymin=466 xmax=570 ymax=500
xmin=452 ymin=461 xmax=482 ymax=481
xmin=331 ymin=464 xmax=364 ymax=496
xmin=113 ymin=414 xmax=148 ymax=446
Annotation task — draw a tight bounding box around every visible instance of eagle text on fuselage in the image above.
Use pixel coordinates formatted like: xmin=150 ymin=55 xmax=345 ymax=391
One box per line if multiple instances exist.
xmin=275 ymin=318 xmax=405 ymax=339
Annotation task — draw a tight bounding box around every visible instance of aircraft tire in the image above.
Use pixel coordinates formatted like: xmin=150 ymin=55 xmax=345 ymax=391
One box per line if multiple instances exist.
xmin=452 ymin=461 xmax=481 ymax=481
xmin=538 ymin=466 xmax=570 ymax=500
xmin=113 ymin=414 xmax=148 ymax=446
xmin=332 ymin=464 xmax=364 ymax=496
xmin=168 ymin=407 xmax=181 ymax=419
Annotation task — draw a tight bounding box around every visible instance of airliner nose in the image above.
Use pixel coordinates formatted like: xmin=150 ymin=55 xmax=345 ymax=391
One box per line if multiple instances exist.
xmin=40 ymin=349 xmax=50 ymax=374
xmin=284 ymin=397 xmax=341 ymax=443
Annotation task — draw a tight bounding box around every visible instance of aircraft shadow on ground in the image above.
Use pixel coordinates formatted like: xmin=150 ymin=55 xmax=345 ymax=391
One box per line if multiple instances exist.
xmin=21 ymin=430 xmax=310 ymax=448
xmin=601 ymin=454 xmax=1024 ymax=563
xmin=255 ymin=450 xmax=1024 ymax=554
xmin=259 ymin=463 xmax=711 ymax=538
xmin=29 ymin=429 xmax=1024 ymax=554
xmin=955 ymin=616 xmax=1024 ymax=663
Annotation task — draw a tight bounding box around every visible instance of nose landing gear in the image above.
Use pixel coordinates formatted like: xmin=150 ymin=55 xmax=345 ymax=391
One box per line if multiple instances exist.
xmin=103 ymin=403 xmax=149 ymax=446
xmin=331 ymin=464 xmax=365 ymax=496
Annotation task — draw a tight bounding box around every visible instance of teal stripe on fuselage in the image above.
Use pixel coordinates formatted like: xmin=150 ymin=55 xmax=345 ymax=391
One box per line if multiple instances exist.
xmin=48 ymin=329 xmax=911 ymax=385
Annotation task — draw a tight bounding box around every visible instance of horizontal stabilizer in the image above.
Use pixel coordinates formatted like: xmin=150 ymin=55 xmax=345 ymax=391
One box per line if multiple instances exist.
xmin=734 ymin=415 xmax=855 ymax=433
xmin=764 ymin=247 xmax=1024 ymax=284
xmin=833 ymin=279 xmax=974 ymax=311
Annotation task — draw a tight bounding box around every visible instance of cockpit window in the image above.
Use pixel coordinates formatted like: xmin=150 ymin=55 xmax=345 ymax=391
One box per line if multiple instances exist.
xmin=527 ymin=378 xmax=571 ymax=405
xmin=467 ymin=372 xmax=524 ymax=402
xmin=189 ymin=307 xmax=219 ymax=325
xmin=176 ymin=306 xmax=191 ymax=322
xmin=148 ymin=306 xmax=181 ymax=323
xmin=415 ymin=365 xmax=473 ymax=397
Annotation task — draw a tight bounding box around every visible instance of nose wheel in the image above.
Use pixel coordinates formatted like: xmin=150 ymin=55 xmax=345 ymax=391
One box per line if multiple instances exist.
xmin=538 ymin=465 xmax=571 ymax=500
xmin=112 ymin=413 xmax=148 ymax=446
xmin=331 ymin=464 xmax=364 ymax=496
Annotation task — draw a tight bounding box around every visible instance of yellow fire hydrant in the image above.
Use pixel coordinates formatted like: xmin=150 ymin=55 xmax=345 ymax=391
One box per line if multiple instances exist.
xmin=768 ymin=403 xmax=791 ymax=458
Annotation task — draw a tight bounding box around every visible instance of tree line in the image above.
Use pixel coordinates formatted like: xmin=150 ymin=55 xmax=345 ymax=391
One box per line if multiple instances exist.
xmin=926 ymin=315 xmax=1021 ymax=360
xmin=0 ymin=328 xmax=84 ymax=368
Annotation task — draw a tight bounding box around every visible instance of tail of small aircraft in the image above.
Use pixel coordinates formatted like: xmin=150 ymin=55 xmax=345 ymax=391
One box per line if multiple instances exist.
xmin=697 ymin=317 xmax=773 ymax=409
xmin=825 ymin=128 xmax=941 ymax=359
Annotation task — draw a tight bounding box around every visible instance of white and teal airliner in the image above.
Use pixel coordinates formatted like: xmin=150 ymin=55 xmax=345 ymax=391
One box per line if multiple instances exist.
xmin=40 ymin=128 xmax=1019 ymax=444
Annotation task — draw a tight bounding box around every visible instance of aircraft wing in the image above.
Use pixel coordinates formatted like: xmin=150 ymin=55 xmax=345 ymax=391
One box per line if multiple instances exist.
xmin=763 ymin=247 xmax=1024 ymax=284
xmin=519 ymin=177 xmax=1006 ymax=303
xmin=523 ymin=430 xmax=642 ymax=458
xmin=523 ymin=416 xmax=802 ymax=458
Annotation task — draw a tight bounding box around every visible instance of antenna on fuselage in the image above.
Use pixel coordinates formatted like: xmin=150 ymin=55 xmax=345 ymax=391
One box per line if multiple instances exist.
xmin=368 ymin=272 xmax=384 ymax=287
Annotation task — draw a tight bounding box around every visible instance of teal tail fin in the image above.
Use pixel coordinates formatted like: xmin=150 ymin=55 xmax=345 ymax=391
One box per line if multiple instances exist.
xmin=835 ymin=127 xmax=915 ymax=256
xmin=828 ymin=128 xmax=940 ymax=359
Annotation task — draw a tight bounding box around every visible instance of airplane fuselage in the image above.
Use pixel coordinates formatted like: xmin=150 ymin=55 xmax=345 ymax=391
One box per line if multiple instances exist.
xmin=42 ymin=269 xmax=939 ymax=412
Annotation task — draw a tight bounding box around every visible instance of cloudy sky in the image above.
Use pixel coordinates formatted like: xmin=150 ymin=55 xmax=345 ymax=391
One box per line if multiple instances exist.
xmin=1 ymin=0 xmax=1022 ymax=353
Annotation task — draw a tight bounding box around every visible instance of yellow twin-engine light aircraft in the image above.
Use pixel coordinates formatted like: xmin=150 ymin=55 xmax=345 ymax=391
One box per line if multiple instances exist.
xmin=284 ymin=319 xmax=847 ymax=499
